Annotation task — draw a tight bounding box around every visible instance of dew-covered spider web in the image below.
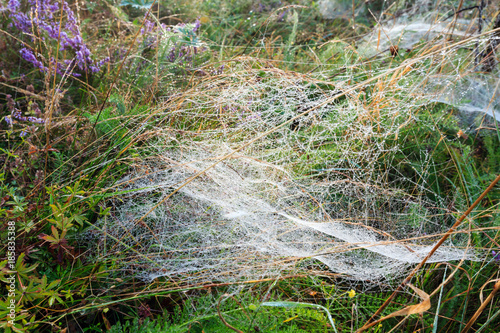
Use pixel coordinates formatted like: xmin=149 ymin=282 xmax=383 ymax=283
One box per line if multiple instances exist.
xmin=85 ymin=23 xmax=498 ymax=289
xmin=360 ymin=10 xmax=500 ymax=120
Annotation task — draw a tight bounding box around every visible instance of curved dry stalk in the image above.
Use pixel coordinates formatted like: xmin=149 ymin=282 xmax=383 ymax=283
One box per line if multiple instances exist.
xmin=357 ymin=284 xmax=430 ymax=331
xmin=358 ymin=174 xmax=500 ymax=332
xmin=217 ymin=294 xmax=246 ymax=333
xmin=461 ymin=279 xmax=500 ymax=333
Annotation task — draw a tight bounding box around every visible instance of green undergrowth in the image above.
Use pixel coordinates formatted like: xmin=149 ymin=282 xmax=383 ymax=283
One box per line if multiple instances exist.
xmin=1 ymin=0 xmax=500 ymax=332
xmin=108 ymin=293 xmax=326 ymax=333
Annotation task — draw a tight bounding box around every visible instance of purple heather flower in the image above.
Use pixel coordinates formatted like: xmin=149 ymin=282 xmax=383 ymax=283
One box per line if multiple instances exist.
xmin=27 ymin=116 xmax=44 ymax=124
xmin=48 ymin=2 xmax=58 ymax=12
xmin=277 ymin=10 xmax=287 ymax=21
xmin=193 ymin=18 xmax=201 ymax=33
xmin=493 ymin=251 xmax=500 ymax=262
xmin=8 ymin=0 xmax=20 ymax=12
xmin=20 ymin=48 xmax=46 ymax=70
xmin=134 ymin=17 xmax=206 ymax=69
xmin=9 ymin=108 xmax=45 ymax=124
xmin=7 ymin=0 xmax=108 ymax=76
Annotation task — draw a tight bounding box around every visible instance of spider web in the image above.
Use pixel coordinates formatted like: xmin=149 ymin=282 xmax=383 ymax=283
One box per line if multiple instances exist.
xmin=84 ymin=20 xmax=498 ymax=289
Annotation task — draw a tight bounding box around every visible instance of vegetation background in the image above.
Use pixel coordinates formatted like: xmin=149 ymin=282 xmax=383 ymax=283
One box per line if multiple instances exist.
xmin=0 ymin=0 xmax=499 ymax=332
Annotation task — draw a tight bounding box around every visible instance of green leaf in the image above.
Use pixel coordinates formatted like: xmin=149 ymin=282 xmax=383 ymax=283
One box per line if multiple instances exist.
xmin=47 ymin=279 xmax=60 ymax=290
xmin=40 ymin=234 xmax=57 ymax=243
xmin=54 ymin=295 xmax=65 ymax=305
xmin=72 ymin=213 xmax=87 ymax=227
xmin=0 ymin=148 xmax=19 ymax=158
xmin=15 ymin=253 xmax=39 ymax=279
xmin=51 ymin=225 xmax=60 ymax=240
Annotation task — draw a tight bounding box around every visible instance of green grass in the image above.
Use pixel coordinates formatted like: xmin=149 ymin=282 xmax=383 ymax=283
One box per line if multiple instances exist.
xmin=1 ymin=1 xmax=499 ymax=332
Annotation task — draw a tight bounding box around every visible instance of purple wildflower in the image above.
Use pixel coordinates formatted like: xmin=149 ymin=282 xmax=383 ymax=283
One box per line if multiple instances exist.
xmin=277 ymin=10 xmax=288 ymax=22
xmin=192 ymin=18 xmax=201 ymax=33
xmin=20 ymin=48 xmax=47 ymax=71
xmin=493 ymin=251 xmax=500 ymax=262
xmin=140 ymin=19 xmax=155 ymax=35
xmin=8 ymin=0 xmax=20 ymax=11
xmin=48 ymin=2 xmax=58 ymax=12
xmin=5 ymin=101 xmax=45 ymax=138
xmin=136 ymin=17 xmax=206 ymax=70
xmin=9 ymin=108 xmax=44 ymax=124
xmin=7 ymin=0 xmax=108 ymax=75
xmin=27 ymin=116 xmax=44 ymax=124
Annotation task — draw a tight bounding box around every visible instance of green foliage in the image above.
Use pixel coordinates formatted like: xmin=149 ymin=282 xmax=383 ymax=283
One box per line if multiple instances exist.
xmin=261 ymin=301 xmax=336 ymax=331
xmin=108 ymin=292 xmax=334 ymax=333
xmin=0 ymin=174 xmax=99 ymax=331
xmin=1 ymin=0 xmax=499 ymax=332
xmin=120 ymin=0 xmax=155 ymax=10
xmin=0 ymin=254 xmax=60 ymax=331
